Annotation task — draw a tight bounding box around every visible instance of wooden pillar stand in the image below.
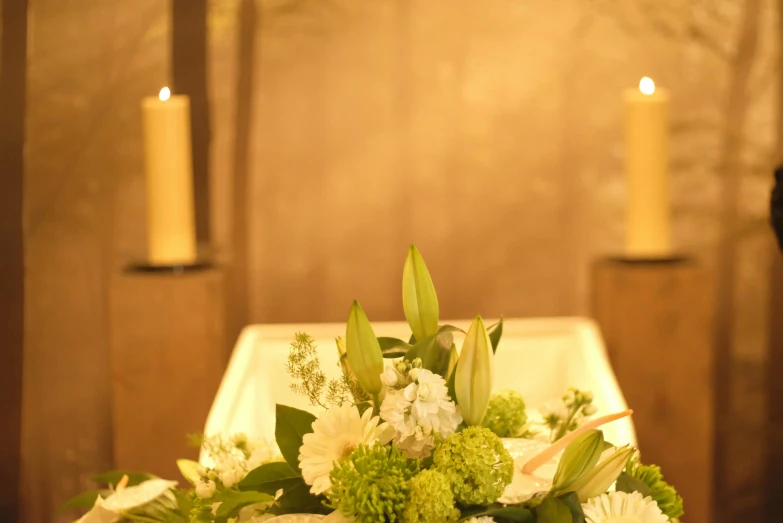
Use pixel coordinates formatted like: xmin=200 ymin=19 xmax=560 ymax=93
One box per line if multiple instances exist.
xmin=591 ymin=257 xmax=714 ymax=523
xmin=110 ymin=266 xmax=228 ymax=480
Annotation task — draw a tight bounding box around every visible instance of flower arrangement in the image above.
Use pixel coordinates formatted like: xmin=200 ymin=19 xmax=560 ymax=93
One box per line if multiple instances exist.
xmin=66 ymin=246 xmax=684 ymax=523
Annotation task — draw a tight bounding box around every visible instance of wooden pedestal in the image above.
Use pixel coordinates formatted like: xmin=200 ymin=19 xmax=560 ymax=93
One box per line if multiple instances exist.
xmin=110 ymin=267 xmax=227 ymax=479
xmin=592 ymin=258 xmax=714 ymax=523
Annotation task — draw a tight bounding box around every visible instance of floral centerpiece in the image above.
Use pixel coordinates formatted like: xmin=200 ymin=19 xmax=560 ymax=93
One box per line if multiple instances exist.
xmin=66 ymin=246 xmax=684 ymax=523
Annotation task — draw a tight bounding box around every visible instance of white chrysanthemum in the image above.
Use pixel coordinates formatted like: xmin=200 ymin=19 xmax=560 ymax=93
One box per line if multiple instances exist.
xmin=582 ymin=491 xmax=669 ymax=523
xmin=298 ymin=404 xmax=385 ymax=495
xmin=380 ymin=369 xmax=462 ymax=458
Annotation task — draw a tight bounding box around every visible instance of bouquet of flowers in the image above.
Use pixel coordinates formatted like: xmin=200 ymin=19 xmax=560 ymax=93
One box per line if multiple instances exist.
xmin=67 ymin=246 xmax=684 ymax=523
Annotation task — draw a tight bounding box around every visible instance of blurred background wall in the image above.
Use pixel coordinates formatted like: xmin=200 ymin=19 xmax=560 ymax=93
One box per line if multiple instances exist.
xmin=13 ymin=0 xmax=782 ymax=521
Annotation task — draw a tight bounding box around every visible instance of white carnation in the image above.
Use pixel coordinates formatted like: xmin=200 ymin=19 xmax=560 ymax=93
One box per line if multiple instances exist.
xmin=379 ymin=369 xmax=462 ymax=458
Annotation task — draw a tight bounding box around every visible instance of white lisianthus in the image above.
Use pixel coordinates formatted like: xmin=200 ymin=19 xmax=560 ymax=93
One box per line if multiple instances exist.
xmin=298 ymin=404 xmax=386 ymax=495
xmin=582 ymin=491 xmax=668 ymax=523
xmin=379 ymin=368 xmax=462 ymax=458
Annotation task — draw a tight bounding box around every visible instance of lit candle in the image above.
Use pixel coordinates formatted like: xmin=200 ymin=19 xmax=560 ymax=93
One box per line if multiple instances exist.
xmin=623 ymin=77 xmax=671 ymax=259
xmin=141 ymin=87 xmax=197 ymax=266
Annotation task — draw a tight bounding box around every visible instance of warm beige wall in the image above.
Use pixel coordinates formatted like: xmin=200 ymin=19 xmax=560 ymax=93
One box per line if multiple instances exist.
xmin=23 ymin=1 xmax=167 ymax=521
xmin=208 ymin=0 xmax=778 ymax=521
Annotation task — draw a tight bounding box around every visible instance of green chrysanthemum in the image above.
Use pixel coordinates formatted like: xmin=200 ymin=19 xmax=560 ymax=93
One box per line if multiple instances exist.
xmin=329 ymin=443 xmax=419 ymax=522
xmin=433 ymin=426 xmax=514 ymax=506
xmin=481 ymin=390 xmax=527 ymax=437
xmin=626 ymin=458 xmax=684 ymax=519
xmin=403 ymin=469 xmax=460 ymax=523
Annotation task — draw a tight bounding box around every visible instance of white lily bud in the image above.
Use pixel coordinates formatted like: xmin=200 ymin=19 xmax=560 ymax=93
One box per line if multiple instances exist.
xmin=455 ymin=315 xmax=493 ymax=426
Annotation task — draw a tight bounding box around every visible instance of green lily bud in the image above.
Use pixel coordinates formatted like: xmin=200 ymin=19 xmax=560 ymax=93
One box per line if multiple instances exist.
xmin=346 ymin=300 xmax=384 ymax=396
xmin=455 ymin=315 xmax=493 ymax=425
xmin=569 ymin=445 xmax=635 ymax=502
xmin=552 ymin=429 xmax=605 ymax=491
xmin=402 ymin=245 xmax=439 ymax=342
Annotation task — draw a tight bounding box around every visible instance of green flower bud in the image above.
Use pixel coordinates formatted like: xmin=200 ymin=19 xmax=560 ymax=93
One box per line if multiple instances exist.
xmin=402 ymin=245 xmax=439 ymax=341
xmin=570 ymin=445 xmax=634 ymax=501
xmin=345 ymin=300 xmax=384 ymax=396
xmin=552 ymin=429 xmax=604 ymax=491
xmin=455 ymin=315 xmax=493 ymax=426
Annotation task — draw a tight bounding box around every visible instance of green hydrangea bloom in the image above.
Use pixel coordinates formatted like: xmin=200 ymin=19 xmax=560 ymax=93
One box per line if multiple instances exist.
xmin=433 ymin=426 xmax=514 ymax=506
xmin=329 ymin=443 xmax=419 ymax=522
xmin=627 ymin=459 xmax=684 ymax=519
xmin=403 ymin=469 xmax=460 ymax=523
xmin=481 ymin=390 xmax=527 ymax=437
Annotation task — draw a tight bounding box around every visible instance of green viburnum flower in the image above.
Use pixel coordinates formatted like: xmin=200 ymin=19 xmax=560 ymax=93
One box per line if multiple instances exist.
xmin=403 ymin=469 xmax=460 ymax=523
xmin=626 ymin=457 xmax=684 ymax=520
xmin=481 ymin=390 xmax=527 ymax=437
xmin=329 ymin=443 xmax=419 ymax=523
xmin=433 ymin=426 xmax=514 ymax=506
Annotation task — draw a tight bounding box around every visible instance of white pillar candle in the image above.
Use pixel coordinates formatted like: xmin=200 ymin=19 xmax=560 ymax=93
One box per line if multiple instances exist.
xmin=141 ymin=87 xmax=197 ymax=266
xmin=623 ymin=77 xmax=672 ymax=259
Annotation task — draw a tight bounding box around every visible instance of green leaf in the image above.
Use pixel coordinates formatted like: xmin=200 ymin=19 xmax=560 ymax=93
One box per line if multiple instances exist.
xmin=402 ymin=245 xmax=439 ymax=341
xmin=91 ymin=470 xmax=156 ymax=487
xmin=438 ymin=324 xmax=466 ymax=334
xmin=558 ymin=492 xmax=586 ymax=523
xmin=406 ymin=333 xmax=432 ymax=361
xmin=214 ymin=490 xmax=274 ymax=522
xmin=378 ymin=336 xmax=411 ymax=358
xmin=239 ymin=461 xmax=302 ymax=494
xmin=346 ymin=300 xmax=384 ymax=395
xmin=420 ymin=331 xmax=454 ymax=377
xmin=265 ymin=477 xmax=328 ymax=514
xmin=275 ymin=404 xmax=317 ymax=471
xmin=552 ymin=430 xmax=604 ymax=491
xmin=59 ymin=489 xmax=112 ymax=511
xmin=615 ymin=471 xmax=653 ymax=497
xmin=538 ymin=496 xmax=573 ymax=523
xmin=459 ymin=504 xmax=534 ymax=522
xmin=488 ymin=317 xmax=504 ymax=353
xmin=176 ymin=459 xmax=202 ymax=485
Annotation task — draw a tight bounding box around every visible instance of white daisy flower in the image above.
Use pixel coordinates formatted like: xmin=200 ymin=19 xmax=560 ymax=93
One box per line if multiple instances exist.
xmin=298 ymin=404 xmax=386 ymax=495
xmin=582 ymin=491 xmax=669 ymax=523
xmin=380 ymin=369 xmax=462 ymax=458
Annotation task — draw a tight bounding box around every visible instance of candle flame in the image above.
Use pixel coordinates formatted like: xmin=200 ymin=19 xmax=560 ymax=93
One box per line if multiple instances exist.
xmin=639 ymin=77 xmax=656 ymax=95
xmin=159 ymin=87 xmax=171 ymax=101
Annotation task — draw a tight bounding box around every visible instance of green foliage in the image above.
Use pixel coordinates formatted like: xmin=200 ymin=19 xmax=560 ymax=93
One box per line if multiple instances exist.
xmin=433 ymin=426 xmax=514 ymax=506
xmin=403 ymin=469 xmax=460 ymax=523
xmin=275 ymin=404 xmax=317 ymax=470
xmin=269 ymin=477 xmax=328 ymax=515
xmin=558 ymin=492 xmax=586 ymax=523
xmin=287 ymin=332 xmax=356 ymax=408
xmin=488 ymin=317 xmax=504 ymax=353
xmin=624 ymin=456 xmax=684 ymax=519
xmin=212 ymin=490 xmax=273 ymax=522
xmin=537 ymin=496 xmax=573 ymax=523
xmin=329 ymin=443 xmax=419 ymax=523
xmin=239 ymin=461 xmax=301 ymax=495
xmin=458 ymin=504 xmax=534 ymax=522
xmin=482 ymin=390 xmax=528 ymax=437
